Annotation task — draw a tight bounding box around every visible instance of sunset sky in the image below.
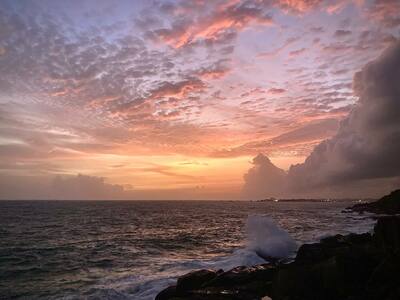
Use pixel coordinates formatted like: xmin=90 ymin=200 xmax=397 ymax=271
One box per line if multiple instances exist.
xmin=0 ymin=0 xmax=399 ymax=199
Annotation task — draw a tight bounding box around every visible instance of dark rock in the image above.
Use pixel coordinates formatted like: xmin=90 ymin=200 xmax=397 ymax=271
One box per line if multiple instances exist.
xmin=320 ymin=234 xmax=347 ymax=245
xmin=273 ymin=248 xmax=381 ymax=300
xmin=176 ymin=269 xmax=222 ymax=292
xmin=295 ymin=233 xmax=373 ymax=265
xmin=373 ymin=216 xmax=400 ymax=252
xmin=155 ymin=285 xmax=177 ymax=300
xmin=202 ymin=264 xmax=276 ymax=299
xmin=205 ymin=264 xmax=275 ymax=288
xmin=366 ymin=252 xmax=400 ymax=300
xmin=349 ymin=189 xmax=400 ymax=215
xmin=295 ymin=243 xmax=328 ymax=263
xmin=346 ymin=232 xmax=372 ymax=244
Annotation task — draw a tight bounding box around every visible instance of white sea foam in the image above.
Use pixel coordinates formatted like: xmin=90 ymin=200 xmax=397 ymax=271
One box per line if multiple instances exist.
xmin=245 ymin=215 xmax=297 ymax=259
xmin=128 ymin=215 xmax=297 ymax=299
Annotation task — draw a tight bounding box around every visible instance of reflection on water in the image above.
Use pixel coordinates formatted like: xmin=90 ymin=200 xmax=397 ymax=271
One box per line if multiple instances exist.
xmin=0 ymin=200 xmax=375 ymax=299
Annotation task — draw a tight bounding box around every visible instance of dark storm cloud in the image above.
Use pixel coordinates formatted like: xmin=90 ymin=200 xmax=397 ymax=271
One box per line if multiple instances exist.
xmin=243 ymin=41 xmax=400 ymax=198
xmin=242 ymin=154 xmax=287 ymax=199
xmin=289 ymin=41 xmax=400 ymax=187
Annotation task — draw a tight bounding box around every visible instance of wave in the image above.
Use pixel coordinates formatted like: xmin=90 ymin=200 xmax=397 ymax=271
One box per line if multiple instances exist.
xmin=245 ymin=215 xmax=297 ymax=259
xmin=127 ymin=215 xmax=296 ymax=299
xmin=88 ymin=213 xmax=376 ymax=299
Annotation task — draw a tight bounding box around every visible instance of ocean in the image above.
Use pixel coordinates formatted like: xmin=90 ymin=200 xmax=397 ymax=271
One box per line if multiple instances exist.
xmin=0 ymin=200 xmax=376 ymax=299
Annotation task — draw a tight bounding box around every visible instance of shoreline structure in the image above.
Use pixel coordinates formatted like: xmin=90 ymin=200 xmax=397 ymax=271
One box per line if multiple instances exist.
xmin=156 ymin=190 xmax=400 ymax=300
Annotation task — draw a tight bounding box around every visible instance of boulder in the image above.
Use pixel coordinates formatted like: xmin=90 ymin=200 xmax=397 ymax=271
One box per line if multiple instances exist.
xmin=295 ymin=243 xmax=327 ymax=263
xmin=155 ymin=286 xmax=177 ymax=300
xmin=176 ymin=269 xmax=222 ymax=292
xmin=295 ymin=233 xmax=373 ymax=265
xmin=373 ymin=216 xmax=400 ymax=253
xmin=157 ymin=265 xmax=276 ymax=300
xmin=205 ymin=264 xmax=275 ymax=288
xmin=204 ymin=264 xmax=276 ymax=298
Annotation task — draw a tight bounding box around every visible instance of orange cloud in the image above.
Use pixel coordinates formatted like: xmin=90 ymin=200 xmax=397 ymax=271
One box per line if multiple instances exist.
xmin=158 ymin=2 xmax=273 ymax=48
xmin=149 ymin=79 xmax=205 ymax=100
xmin=278 ymin=0 xmax=322 ymax=13
xmin=366 ymin=0 xmax=400 ymax=28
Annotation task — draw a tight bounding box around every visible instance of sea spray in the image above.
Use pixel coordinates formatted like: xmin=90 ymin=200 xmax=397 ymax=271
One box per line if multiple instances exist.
xmin=246 ymin=215 xmax=297 ymax=259
xmin=197 ymin=215 xmax=298 ymax=269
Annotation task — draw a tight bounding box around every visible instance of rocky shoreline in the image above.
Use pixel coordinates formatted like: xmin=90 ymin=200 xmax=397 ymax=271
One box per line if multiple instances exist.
xmin=156 ymin=190 xmax=400 ymax=300
xmin=347 ymin=189 xmax=400 ymax=215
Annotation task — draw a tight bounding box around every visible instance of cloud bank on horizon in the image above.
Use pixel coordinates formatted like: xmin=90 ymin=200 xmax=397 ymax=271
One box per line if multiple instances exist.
xmin=244 ymin=41 xmax=400 ymax=199
xmin=0 ymin=0 xmax=399 ymax=199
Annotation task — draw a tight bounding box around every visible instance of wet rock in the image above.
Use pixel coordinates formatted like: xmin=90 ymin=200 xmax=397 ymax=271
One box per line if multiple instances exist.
xmin=295 ymin=243 xmax=327 ymax=263
xmin=155 ymin=285 xmax=177 ymax=300
xmin=176 ymin=269 xmax=222 ymax=292
xmin=206 ymin=264 xmax=275 ymax=288
xmin=204 ymin=264 xmax=276 ymax=299
xmin=157 ymin=264 xmax=276 ymax=300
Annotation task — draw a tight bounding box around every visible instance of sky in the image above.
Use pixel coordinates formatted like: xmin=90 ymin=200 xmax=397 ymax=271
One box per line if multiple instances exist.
xmin=0 ymin=0 xmax=399 ymax=200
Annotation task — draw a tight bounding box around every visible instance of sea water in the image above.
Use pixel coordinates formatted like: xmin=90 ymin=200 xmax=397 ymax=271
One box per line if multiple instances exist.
xmin=0 ymin=200 xmax=375 ymax=299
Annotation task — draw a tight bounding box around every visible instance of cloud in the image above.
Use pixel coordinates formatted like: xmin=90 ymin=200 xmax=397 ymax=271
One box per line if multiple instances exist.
xmin=147 ymin=0 xmax=347 ymax=50
xmin=366 ymin=0 xmax=400 ymax=28
xmin=268 ymin=88 xmax=287 ymax=94
xmin=257 ymin=37 xmax=300 ymax=58
xmin=212 ymin=118 xmax=339 ymax=158
xmin=1 ymin=0 xmax=399 ymax=200
xmin=0 ymin=174 xmax=128 ymax=200
xmin=289 ymin=41 xmax=400 ymax=186
xmin=0 ymin=2 xmax=231 ymax=158
xmin=0 ymin=173 xmax=238 ymax=200
xmin=51 ymin=174 xmax=126 ymax=200
xmin=310 ymin=26 xmax=324 ymax=33
xmin=243 ymin=41 xmax=400 ymax=198
xmin=194 ymin=60 xmax=231 ymax=80
xmin=278 ymin=0 xmax=322 ymax=14
xmin=289 ymin=47 xmax=306 ymax=57
xmin=242 ymin=154 xmax=287 ymax=199
xmin=149 ymin=1 xmax=273 ymax=48
xmin=334 ymin=29 xmax=352 ymax=38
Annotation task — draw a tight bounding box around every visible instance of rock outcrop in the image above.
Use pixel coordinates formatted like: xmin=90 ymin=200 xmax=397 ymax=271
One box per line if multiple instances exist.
xmin=349 ymin=189 xmax=400 ymax=215
xmin=156 ymin=216 xmax=400 ymax=300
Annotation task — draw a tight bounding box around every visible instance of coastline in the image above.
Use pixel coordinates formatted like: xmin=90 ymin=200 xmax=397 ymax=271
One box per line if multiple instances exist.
xmin=156 ymin=190 xmax=400 ymax=300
